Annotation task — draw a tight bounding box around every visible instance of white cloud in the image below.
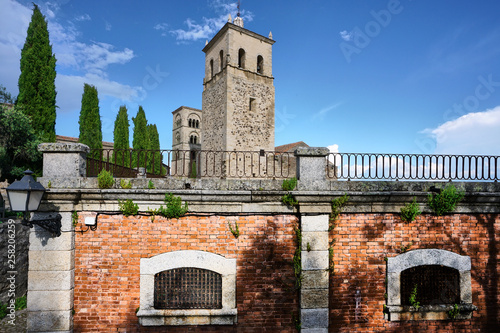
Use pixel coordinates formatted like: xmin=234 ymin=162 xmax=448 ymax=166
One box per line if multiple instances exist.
xmin=312 ymin=102 xmax=342 ymax=120
xmin=170 ymin=3 xmax=253 ymax=42
xmin=328 ymin=144 xmax=339 ymax=153
xmin=154 ymin=23 xmax=169 ymax=37
xmin=105 ymin=21 xmax=112 ymax=31
xmin=423 ymin=106 xmax=500 ymax=155
xmin=75 ymin=14 xmax=91 ymax=22
xmin=340 ymin=30 xmax=353 ymax=42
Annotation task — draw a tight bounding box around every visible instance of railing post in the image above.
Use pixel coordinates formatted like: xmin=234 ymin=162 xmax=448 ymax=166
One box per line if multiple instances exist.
xmin=295 ymin=147 xmax=330 ymax=190
xmin=38 ymin=143 xmax=90 ymax=178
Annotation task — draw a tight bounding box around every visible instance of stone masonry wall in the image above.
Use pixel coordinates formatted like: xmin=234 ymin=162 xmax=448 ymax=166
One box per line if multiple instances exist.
xmin=202 ymin=74 xmax=227 ymax=151
xmin=73 ymin=214 xmax=299 ymax=332
xmin=329 ymin=213 xmax=500 ymax=332
xmin=0 ymin=219 xmax=29 ymax=304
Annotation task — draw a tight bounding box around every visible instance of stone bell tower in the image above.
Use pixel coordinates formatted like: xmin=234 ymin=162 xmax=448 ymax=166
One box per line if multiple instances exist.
xmin=201 ymin=15 xmax=275 ymax=152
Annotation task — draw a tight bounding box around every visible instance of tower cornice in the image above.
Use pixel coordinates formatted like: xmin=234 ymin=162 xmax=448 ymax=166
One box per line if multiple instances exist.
xmin=202 ymin=22 xmax=275 ymax=54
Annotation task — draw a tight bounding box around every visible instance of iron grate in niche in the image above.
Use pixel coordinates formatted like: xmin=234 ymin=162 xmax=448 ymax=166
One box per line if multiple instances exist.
xmin=154 ymin=267 xmax=222 ymax=309
xmin=401 ymin=264 xmax=460 ymax=306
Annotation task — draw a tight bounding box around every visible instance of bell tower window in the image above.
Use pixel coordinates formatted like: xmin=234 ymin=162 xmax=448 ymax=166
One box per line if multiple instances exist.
xmin=219 ymin=50 xmax=224 ymax=71
xmin=238 ymin=48 xmax=246 ymax=68
xmin=209 ymin=59 xmax=214 ymax=78
xmin=257 ymin=55 xmax=264 ymax=74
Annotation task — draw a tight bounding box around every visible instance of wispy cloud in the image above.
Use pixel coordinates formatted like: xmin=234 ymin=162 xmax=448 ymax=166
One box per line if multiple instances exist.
xmin=422 ymin=106 xmax=500 ymax=155
xmin=312 ymin=102 xmax=342 ymax=120
xmin=75 ymin=14 xmax=91 ymax=22
xmin=339 ymin=30 xmax=353 ymax=42
xmin=154 ymin=23 xmax=169 ymax=36
xmin=0 ymin=0 xmax=140 ymax=114
xmin=168 ymin=1 xmax=253 ymax=42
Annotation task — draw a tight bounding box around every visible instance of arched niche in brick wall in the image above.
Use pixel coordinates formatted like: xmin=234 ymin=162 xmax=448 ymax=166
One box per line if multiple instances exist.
xmin=137 ymin=250 xmax=237 ymax=326
xmin=386 ymin=249 xmax=477 ymax=321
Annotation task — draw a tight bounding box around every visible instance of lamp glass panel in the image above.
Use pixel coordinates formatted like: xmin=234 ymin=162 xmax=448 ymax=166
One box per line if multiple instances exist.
xmin=28 ymin=191 xmax=44 ymax=211
xmin=7 ymin=190 xmax=29 ymax=212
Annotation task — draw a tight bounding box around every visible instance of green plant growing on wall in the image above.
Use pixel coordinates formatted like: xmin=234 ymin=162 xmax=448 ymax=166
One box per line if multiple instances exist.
xmin=151 ymin=193 xmax=188 ymax=219
xmin=0 ymin=302 xmax=7 ymax=320
xmin=306 ymin=242 xmax=311 ymax=252
xmin=328 ymin=246 xmax=335 ymax=273
xmin=291 ymin=311 xmax=301 ymax=331
xmin=71 ymin=210 xmax=78 ymax=227
xmin=281 ymin=177 xmax=298 ymax=207
xmin=47 ymin=180 xmax=51 ymax=188
xmin=293 ymin=227 xmax=302 ymax=288
xmin=120 ymin=179 xmax=132 ymax=189
xmin=448 ymin=303 xmax=460 ymax=319
xmin=118 ymin=199 xmax=139 ymax=216
xmin=147 ymin=180 xmax=155 ymax=189
xmin=228 ymin=221 xmax=240 ymax=238
xmin=427 ymin=184 xmax=465 ymax=216
xmin=399 ymin=242 xmax=413 ymax=253
xmin=409 ymin=284 xmax=420 ymax=310
xmin=400 ymin=197 xmax=421 ymax=222
xmin=97 ymin=169 xmax=114 ymax=189
xmin=330 ymin=194 xmax=349 ymax=230
xmin=15 ymin=296 xmax=27 ymax=311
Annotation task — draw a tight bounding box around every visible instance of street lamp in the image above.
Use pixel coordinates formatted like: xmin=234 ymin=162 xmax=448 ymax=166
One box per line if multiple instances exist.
xmin=6 ymin=170 xmax=61 ymax=237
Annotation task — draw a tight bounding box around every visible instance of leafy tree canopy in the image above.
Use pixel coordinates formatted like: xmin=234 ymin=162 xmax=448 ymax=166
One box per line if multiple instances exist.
xmin=78 ymin=83 xmax=102 ymax=158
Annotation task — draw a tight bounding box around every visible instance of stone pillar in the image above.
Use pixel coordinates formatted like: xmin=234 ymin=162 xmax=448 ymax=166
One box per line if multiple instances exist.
xmin=300 ymin=215 xmax=329 ymax=332
xmin=27 ymin=212 xmax=74 ymax=333
xmin=26 ymin=143 xmax=84 ymax=332
xmin=294 ymin=147 xmax=329 ymax=190
xmin=38 ymin=143 xmax=90 ymax=178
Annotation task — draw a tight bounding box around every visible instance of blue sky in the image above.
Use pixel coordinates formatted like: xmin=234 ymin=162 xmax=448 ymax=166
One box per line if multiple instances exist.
xmin=1 ymin=0 xmax=500 ymax=155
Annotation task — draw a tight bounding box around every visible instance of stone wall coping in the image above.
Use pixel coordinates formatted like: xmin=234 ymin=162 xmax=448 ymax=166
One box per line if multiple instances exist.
xmin=294 ymin=147 xmax=330 ymax=157
xmin=38 ymin=142 xmax=90 ymax=153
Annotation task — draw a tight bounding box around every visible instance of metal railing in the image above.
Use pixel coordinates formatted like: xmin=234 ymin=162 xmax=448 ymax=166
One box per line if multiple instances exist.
xmin=86 ymin=149 xmax=294 ymax=179
xmin=327 ymin=153 xmax=499 ymax=181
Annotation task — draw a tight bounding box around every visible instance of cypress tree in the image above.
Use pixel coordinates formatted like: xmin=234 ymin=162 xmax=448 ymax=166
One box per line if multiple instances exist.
xmin=17 ymin=4 xmax=57 ymax=142
xmin=113 ymin=106 xmax=130 ymax=166
xmin=78 ymin=84 xmax=102 ymax=159
xmin=147 ymin=124 xmax=162 ymax=174
xmin=132 ymin=106 xmax=149 ymax=168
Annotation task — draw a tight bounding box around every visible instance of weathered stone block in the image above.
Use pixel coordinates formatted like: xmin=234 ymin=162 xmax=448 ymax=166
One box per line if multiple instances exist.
xmin=302 ymin=215 xmax=329 ymax=232
xmin=27 ymin=310 xmax=72 ymax=332
xmin=302 ymin=251 xmax=329 ymax=270
xmin=301 ymin=289 xmax=329 ymax=308
xmin=28 ymin=270 xmax=74 ymax=291
xmin=302 ymin=270 xmax=329 ymax=289
xmin=28 ymin=290 xmax=73 ymax=311
xmin=302 ymin=232 xmax=328 ymax=251
xmin=29 ymin=227 xmax=74 ymax=251
xmin=29 ymin=250 xmax=74 ymax=271
xmin=301 ymin=308 xmax=328 ymax=329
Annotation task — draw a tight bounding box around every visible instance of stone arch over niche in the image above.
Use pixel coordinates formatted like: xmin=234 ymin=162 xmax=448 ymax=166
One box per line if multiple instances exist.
xmin=175 ymin=114 xmax=181 ymax=128
xmin=219 ymin=50 xmax=224 ymax=72
xmin=137 ymin=250 xmax=237 ymax=326
xmin=386 ymin=249 xmax=476 ymax=321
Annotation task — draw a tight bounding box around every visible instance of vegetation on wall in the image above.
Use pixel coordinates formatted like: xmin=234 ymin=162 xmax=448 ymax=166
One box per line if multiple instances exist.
xmin=292 ymin=227 xmax=302 ymax=288
xmin=149 ymin=193 xmax=188 ymax=219
xmin=400 ymin=197 xmax=421 ymax=222
xmin=118 ymin=199 xmax=139 ymax=216
xmin=228 ymin=220 xmax=240 ymax=238
xmin=120 ymin=179 xmax=132 ymax=189
xmin=330 ymin=194 xmax=349 ymax=230
xmin=281 ymin=177 xmax=298 ymax=207
xmin=427 ymin=184 xmax=465 ymax=216
xmin=97 ymin=169 xmax=114 ymax=189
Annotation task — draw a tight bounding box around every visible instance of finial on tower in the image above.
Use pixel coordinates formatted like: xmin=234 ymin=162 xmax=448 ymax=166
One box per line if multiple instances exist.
xmin=233 ymin=0 xmax=244 ymax=27
xmin=228 ymin=13 xmax=232 ymax=22
xmin=237 ymin=0 xmax=241 ymax=17
xmin=268 ymin=31 xmax=273 ymax=40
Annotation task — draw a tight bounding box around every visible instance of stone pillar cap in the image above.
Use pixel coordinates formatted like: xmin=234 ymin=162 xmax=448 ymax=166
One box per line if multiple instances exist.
xmin=38 ymin=143 xmax=90 ymax=153
xmin=294 ymin=147 xmax=330 ymax=157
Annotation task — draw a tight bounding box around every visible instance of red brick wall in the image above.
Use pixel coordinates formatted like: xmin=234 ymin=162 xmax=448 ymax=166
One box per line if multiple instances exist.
xmin=329 ymin=213 xmax=500 ymax=332
xmin=74 ymin=214 xmax=299 ymax=333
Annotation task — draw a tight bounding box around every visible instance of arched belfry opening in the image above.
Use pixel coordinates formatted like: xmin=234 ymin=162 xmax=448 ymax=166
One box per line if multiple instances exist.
xmin=257 ymin=55 xmax=264 ymax=74
xmin=238 ymin=48 xmax=246 ymax=69
xmin=219 ymin=50 xmax=224 ymax=72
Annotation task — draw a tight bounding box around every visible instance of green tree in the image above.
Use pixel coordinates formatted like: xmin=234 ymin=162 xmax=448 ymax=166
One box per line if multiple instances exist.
xmin=113 ymin=106 xmax=130 ymax=166
xmin=0 ymin=85 xmax=14 ymax=104
xmin=17 ymin=4 xmax=57 ymax=142
xmin=0 ymin=105 xmax=43 ymax=182
xmin=78 ymin=84 xmax=102 ymax=159
xmin=147 ymin=124 xmax=162 ymax=174
xmin=132 ymin=106 xmax=149 ymax=168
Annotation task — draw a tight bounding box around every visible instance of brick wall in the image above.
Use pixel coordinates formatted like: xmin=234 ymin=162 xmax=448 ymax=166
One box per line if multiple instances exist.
xmin=329 ymin=213 xmax=500 ymax=332
xmin=73 ymin=214 xmax=299 ymax=333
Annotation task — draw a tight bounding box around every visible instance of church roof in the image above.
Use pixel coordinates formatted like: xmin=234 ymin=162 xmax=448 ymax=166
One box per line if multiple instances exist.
xmin=275 ymin=141 xmax=309 ymax=153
